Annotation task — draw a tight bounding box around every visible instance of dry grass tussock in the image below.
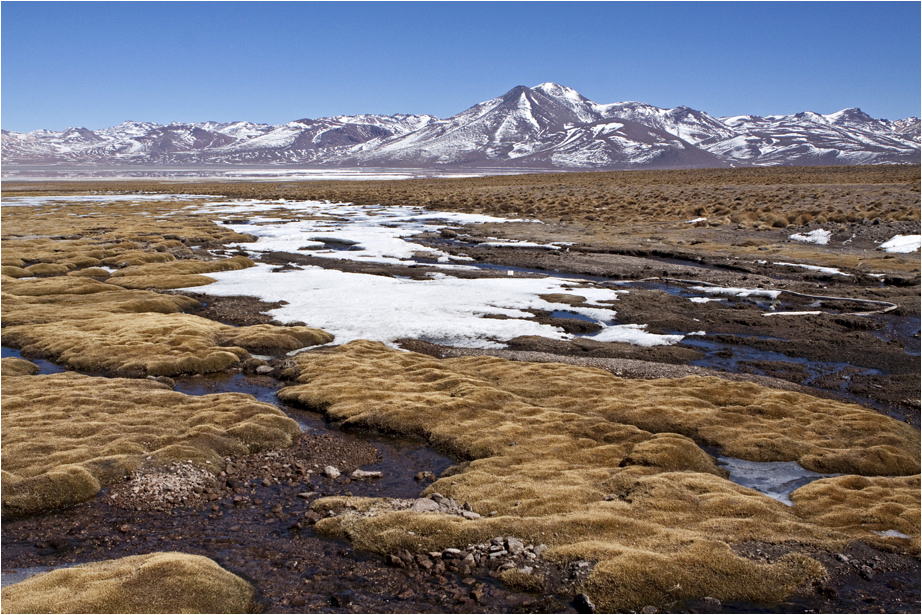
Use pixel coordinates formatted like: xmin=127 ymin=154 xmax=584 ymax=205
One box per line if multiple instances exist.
xmin=0 ymin=552 xmax=257 ymax=613
xmin=1 ymin=361 xmax=301 ymax=518
xmin=280 ymin=341 xmax=920 ymax=611
xmin=8 ymin=165 xmax=917 ymax=226
xmin=1 ymin=197 xmax=332 ymax=376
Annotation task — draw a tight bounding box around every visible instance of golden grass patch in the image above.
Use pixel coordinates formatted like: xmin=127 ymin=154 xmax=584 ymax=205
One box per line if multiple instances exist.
xmin=1 ymin=203 xmax=332 ymax=375
xmin=280 ymin=341 xmax=919 ymax=610
xmin=0 ymin=552 xmax=257 ymax=614
xmin=2 ymin=311 xmax=331 ymax=376
xmin=792 ymin=475 xmax=921 ymax=551
xmin=1 ymin=370 xmax=300 ymax=518
xmin=1 ymin=357 xmax=40 ymax=377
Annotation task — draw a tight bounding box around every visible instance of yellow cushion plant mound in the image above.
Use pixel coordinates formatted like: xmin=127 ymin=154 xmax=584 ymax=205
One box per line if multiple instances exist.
xmin=0 ymin=552 xmax=257 ymax=614
xmin=278 ymin=341 xmax=919 ymax=611
xmin=1 ymin=197 xmax=333 ymax=376
xmin=1 ymin=360 xmax=301 ymax=518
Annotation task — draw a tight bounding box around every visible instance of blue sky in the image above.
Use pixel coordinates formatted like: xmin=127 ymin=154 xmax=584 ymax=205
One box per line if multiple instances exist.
xmin=2 ymin=1 xmax=919 ymax=132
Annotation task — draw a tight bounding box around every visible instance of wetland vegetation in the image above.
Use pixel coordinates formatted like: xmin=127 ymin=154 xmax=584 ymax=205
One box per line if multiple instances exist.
xmin=1 ymin=165 xmax=919 ymax=613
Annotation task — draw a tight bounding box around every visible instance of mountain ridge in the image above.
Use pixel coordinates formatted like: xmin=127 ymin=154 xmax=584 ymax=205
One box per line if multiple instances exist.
xmin=3 ymin=83 xmax=919 ymax=170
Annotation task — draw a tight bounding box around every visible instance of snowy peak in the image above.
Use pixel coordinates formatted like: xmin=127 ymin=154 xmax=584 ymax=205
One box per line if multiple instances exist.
xmin=2 ymin=83 xmax=919 ymax=169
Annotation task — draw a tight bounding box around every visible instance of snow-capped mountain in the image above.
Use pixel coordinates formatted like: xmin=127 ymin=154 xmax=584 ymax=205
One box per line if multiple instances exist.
xmin=2 ymin=83 xmax=918 ymax=169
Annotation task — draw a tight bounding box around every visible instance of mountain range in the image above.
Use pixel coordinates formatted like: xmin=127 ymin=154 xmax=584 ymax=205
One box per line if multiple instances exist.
xmin=3 ymin=83 xmax=919 ymax=170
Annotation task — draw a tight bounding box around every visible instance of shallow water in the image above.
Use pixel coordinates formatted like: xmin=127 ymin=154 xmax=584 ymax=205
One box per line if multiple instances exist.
xmin=716 ymin=456 xmax=839 ymax=506
xmin=1 ymin=347 xmax=65 ymax=375
xmin=173 ymin=373 xmax=457 ymax=500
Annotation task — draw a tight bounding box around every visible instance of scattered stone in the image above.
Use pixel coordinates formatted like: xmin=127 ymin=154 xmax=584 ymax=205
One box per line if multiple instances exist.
xmin=387 ymin=554 xmax=405 ymax=568
xmin=415 ymin=471 xmax=435 ymax=482
xmin=573 ymin=593 xmax=596 ymax=613
xmin=323 ymin=466 xmax=341 ymax=479
xmin=297 ymin=491 xmax=318 ymax=499
xmin=255 ymin=365 xmax=274 ymax=375
xmin=350 ymin=469 xmax=382 ymax=480
xmin=410 ymin=498 xmax=440 ymax=513
xmin=506 ymin=537 xmax=525 ymax=555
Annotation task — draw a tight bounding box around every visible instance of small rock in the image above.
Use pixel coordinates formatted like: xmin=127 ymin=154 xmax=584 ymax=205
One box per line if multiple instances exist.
xmin=533 ymin=544 xmax=547 ymax=557
xmin=573 ymin=593 xmax=596 ymax=614
xmin=387 ymin=554 xmax=405 ymax=568
xmin=350 ymin=469 xmax=382 ymax=480
xmin=416 ymin=556 xmax=434 ymax=570
xmin=297 ymin=491 xmax=318 ymax=499
xmin=506 ymin=537 xmax=525 ymax=555
xmin=702 ymin=596 xmax=722 ymax=609
xmin=415 ymin=471 xmax=435 ymax=482
xmin=835 ymin=553 xmax=850 ymax=563
xmin=410 ymin=498 xmax=440 ymax=513
xmin=860 ymin=565 xmax=875 ymax=580
xmin=640 ymin=607 xmax=659 ymax=614
xmin=323 ymin=466 xmax=341 ymax=479
xmin=255 ymin=365 xmax=274 ymax=375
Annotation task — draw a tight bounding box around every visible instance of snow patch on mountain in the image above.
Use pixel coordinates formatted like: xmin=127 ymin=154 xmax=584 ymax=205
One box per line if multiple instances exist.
xmin=3 ymin=83 xmax=919 ymax=169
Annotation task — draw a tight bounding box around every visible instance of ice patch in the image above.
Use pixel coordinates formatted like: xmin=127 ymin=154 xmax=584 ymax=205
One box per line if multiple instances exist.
xmin=194 ymin=263 xmax=634 ymax=349
xmin=773 ymin=262 xmax=852 ymax=276
xmin=717 ymin=456 xmax=839 ymax=506
xmin=690 ymin=286 xmax=782 ymax=300
xmin=478 ymin=240 xmax=561 ymax=250
xmin=872 ymin=529 xmax=911 ymax=539
xmin=588 ymin=324 xmax=684 ymax=346
xmin=878 ymin=234 xmax=922 ymax=253
xmin=788 ymin=229 xmax=831 ymax=245
xmin=1 ymin=194 xmax=212 ymax=207
xmin=762 ymin=311 xmax=823 ymax=317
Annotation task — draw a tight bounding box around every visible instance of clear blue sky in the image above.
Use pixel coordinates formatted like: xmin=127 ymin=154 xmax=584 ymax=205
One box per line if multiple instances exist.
xmin=2 ymin=1 xmax=919 ymax=132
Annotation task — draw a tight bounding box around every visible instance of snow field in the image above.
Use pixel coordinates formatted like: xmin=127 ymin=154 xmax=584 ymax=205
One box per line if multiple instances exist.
xmin=186 ymin=198 xmax=685 ymax=349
